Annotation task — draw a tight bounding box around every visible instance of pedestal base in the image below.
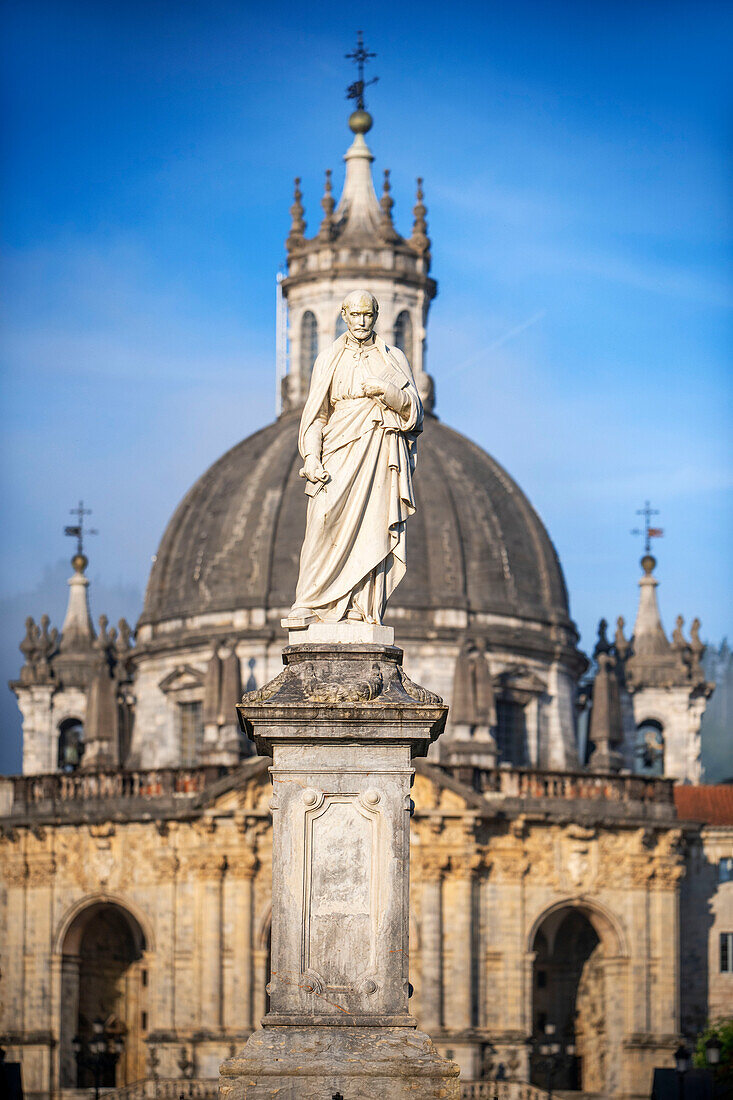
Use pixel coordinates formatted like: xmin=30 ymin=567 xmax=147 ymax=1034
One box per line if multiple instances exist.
xmin=285 ymin=620 xmax=395 ymax=646
xmin=219 ymin=1025 xmax=460 ymax=1099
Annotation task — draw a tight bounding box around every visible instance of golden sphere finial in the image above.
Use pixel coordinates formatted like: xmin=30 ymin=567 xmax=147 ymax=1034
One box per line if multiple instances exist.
xmin=641 ymin=553 xmax=656 ymax=576
xmin=72 ymin=552 xmax=88 ymax=575
xmin=349 ymin=109 xmax=373 ymax=135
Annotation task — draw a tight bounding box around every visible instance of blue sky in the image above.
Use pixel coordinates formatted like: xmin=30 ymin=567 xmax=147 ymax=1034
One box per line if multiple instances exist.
xmin=1 ymin=0 xmax=731 ymax=771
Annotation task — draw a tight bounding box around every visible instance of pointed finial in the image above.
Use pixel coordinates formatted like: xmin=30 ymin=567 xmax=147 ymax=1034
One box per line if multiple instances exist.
xmin=286 ymin=177 xmax=306 ymax=252
xmin=614 ymin=615 xmax=630 ymax=661
xmin=318 ymin=169 xmax=335 ymax=240
xmin=380 ymin=169 xmax=394 ymax=219
xmin=410 ymin=177 xmax=431 ymax=257
xmin=593 ymin=618 xmax=611 ymax=658
xmin=379 ymin=169 xmax=398 ymax=240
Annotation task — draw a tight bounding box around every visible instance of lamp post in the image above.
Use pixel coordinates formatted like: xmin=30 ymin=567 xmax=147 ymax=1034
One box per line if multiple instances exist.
xmin=705 ymin=1035 xmax=722 ymax=1099
xmin=705 ymin=1036 xmax=722 ymax=1069
xmin=674 ymin=1043 xmax=691 ymax=1100
xmin=534 ymin=1023 xmax=575 ymax=1100
xmin=72 ymin=1017 xmax=124 ymax=1100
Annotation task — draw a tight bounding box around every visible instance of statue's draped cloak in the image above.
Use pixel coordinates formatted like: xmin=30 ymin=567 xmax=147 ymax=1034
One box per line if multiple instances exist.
xmin=293 ymin=333 xmax=423 ymax=623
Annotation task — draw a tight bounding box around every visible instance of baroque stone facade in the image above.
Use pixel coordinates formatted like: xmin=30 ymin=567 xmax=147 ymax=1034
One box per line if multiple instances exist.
xmin=0 ymin=757 xmax=709 ymax=1098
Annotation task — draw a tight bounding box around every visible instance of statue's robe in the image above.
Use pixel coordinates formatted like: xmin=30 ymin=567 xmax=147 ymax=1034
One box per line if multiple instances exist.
xmin=291 ymin=332 xmax=423 ymax=624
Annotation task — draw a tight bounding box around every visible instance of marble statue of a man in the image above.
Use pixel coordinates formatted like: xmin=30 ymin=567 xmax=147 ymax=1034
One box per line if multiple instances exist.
xmin=283 ymin=290 xmax=423 ymax=628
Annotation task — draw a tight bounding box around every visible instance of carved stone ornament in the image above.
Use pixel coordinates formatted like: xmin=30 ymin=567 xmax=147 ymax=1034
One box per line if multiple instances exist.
xmin=240 ymin=646 xmax=442 ymax=710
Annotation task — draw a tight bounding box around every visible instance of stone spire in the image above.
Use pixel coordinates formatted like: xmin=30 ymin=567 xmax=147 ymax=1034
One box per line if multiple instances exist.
xmin=318 ymin=169 xmax=335 ymax=240
xmin=280 ymin=70 xmax=437 ymax=415
xmin=332 ymin=110 xmax=383 ymax=241
xmin=82 ymin=615 xmax=119 ymax=769
xmin=602 ymin=549 xmax=714 ymax=782
xmin=410 ymin=177 xmax=431 ymax=261
xmin=588 ymin=652 xmax=623 ymax=773
xmin=441 ymin=637 xmax=498 ymax=768
xmin=286 ymin=177 xmax=306 ymax=252
xmin=379 ymin=168 xmax=398 ymax=241
xmin=632 ymin=554 xmax=669 ymax=657
xmin=59 ymin=551 xmax=96 ymax=653
xmin=200 ymin=640 xmax=246 ymax=765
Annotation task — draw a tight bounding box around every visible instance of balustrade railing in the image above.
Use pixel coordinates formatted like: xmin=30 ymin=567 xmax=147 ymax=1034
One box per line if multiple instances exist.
xmin=67 ymin=1076 xmax=540 ymax=1100
xmin=6 ymin=766 xmax=230 ymax=813
xmin=467 ymin=765 xmax=675 ymax=806
xmin=460 ymin=1082 xmax=549 ymax=1100
xmin=2 ymin=759 xmax=674 ymax=818
xmin=76 ymin=1079 xmax=219 ymax=1100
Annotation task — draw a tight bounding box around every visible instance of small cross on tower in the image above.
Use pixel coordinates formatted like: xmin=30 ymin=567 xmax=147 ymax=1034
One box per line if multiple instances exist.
xmin=631 ymin=500 xmax=663 ymax=555
xmin=64 ymin=500 xmax=98 ymax=557
xmin=345 ymin=31 xmax=378 ymax=110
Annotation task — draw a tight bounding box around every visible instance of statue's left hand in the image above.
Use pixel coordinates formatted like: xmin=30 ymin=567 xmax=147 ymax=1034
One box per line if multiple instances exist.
xmin=362 ymin=376 xmax=386 ymax=399
xmin=363 ymin=376 xmax=408 ymax=415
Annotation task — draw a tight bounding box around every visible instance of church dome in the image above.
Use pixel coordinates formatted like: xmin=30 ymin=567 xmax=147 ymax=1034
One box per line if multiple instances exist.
xmin=139 ymin=411 xmax=578 ymax=663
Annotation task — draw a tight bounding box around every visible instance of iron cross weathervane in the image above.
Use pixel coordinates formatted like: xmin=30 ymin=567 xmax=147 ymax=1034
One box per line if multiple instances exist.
xmin=64 ymin=500 xmax=98 ymax=557
xmin=345 ymin=31 xmax=378 ymax=110
xmin=631 ymin=500 xmax=663 ymax=555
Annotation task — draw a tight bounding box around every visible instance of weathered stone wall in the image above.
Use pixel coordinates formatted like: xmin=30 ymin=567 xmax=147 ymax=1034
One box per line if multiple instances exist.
xmin=0 ymin=763 xmax=690 ymax=1099
xmin=679 ymin=823 xmax=733 ymax=1032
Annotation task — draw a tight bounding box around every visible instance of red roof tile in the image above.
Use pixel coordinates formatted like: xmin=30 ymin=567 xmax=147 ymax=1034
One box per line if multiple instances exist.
xmin=674 ymin=785 xmax=733 ymax=825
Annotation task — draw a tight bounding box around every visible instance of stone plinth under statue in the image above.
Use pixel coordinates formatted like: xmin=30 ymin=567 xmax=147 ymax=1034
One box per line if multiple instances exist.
xmin=219 ymin=642 xmax=459 ymax=1099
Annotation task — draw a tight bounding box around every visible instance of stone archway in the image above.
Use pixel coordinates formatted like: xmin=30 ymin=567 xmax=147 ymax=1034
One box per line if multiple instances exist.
xmin=530 ymin=903 xmax=624 ymax=1094
xmin=58 ymin=900 xmax=148 ymax=1089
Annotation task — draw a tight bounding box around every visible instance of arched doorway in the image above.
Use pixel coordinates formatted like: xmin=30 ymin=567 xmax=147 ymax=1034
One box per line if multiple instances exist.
xmin=59 ymin=901 xmax=148 ymax=1089
xmin=531 ymin=906 xmax=614 ymax=1093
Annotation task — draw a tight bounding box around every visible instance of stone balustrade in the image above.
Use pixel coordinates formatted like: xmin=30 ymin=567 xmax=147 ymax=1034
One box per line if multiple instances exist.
xmin=64 ymin=1076 xmax=545 ymax=1100
xmin=0 ymin=760 xmax=676 ymax=825
xmin=449 ymin=763 xmax=676 ymax=810
xmin=460 ymin=1083 xmax=548 ymax=1100
xmin=2 ymin=765 xmax=232 ymax=817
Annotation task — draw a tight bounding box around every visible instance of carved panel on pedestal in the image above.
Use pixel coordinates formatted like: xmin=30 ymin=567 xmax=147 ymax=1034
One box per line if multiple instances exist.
xmin=300 ymin=787 xmax=381 ymax=993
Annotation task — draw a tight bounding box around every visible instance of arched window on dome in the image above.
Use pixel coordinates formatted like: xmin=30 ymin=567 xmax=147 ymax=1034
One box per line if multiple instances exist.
xmin=393 ymin=311 xmax=413 ymax=363
xmin=634 ymin=719 xmax=665 ymax=776
xmin=335 ymin=313 xmax=347 ymax=338
xmin=58 ymin=717 xmax=84 ymax=772
xmin=300 ymin=311 xmax=318 ymax=377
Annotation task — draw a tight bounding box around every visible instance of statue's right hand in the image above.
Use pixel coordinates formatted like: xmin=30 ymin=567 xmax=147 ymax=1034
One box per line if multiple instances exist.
xmin=300 ymin=455 xmax=329 ymax=484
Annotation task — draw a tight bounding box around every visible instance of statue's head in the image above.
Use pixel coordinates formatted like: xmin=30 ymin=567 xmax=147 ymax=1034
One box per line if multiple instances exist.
xmin=341 ymin=289 xmax=378 ymax=342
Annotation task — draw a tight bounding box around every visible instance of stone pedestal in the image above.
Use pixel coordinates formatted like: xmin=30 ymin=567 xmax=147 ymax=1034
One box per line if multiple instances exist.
xmin=220 ymin=643 xmax=459 ymax=1099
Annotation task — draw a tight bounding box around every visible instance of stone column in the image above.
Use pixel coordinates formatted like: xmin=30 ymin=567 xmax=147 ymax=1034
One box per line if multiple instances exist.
xmin=418 ymin=855 xmax=447 ymax=1034
xmin=198 ymin=855 xmax=225 ymax=1028
xmin=59 ymin=954 xmax=81 ymax=1087
xmin=444 ymin=856 xmax=478 ymax=1032
xmin=224 ymin=848 xmax=257 ymax=1032
xmin=219 ymin=642 xmax=460 ymax=1099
